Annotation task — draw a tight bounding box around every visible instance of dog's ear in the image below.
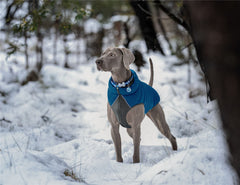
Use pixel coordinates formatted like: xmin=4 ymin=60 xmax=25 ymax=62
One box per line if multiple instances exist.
xmin=119 ymin=48 xmax=135 ymax=70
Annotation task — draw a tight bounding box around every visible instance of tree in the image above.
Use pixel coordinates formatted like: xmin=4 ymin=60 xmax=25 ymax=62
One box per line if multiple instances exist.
xmin=132 ymin=0 xmax=240 ymax=179
xmin=129 ymin=0 xmax=165 ymax=54
xmin=153 ymin=0 xmax=212 ymax=100
xmin=184 ymin=1 xmax=240 ymax=180
xmin=4 ymin=0 xmax=88 ymax=71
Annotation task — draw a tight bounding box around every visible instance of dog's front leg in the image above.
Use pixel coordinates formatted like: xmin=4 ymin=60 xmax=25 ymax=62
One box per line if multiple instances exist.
xmin=108 ymin=103 xmax=123 ymax=162
xmin=111 ymin=125 xmax=123 ymax=162
xmin=132 ymin=126 xmax=141 ymax=163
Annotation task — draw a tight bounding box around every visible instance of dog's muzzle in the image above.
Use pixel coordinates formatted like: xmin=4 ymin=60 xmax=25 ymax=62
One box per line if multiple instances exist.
xmin=95 ymin=59 xmax=104 ymax=71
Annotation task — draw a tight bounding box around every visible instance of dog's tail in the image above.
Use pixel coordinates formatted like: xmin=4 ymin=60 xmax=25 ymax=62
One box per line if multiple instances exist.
xmin=148 ymin=58 xmax=154 ymax=87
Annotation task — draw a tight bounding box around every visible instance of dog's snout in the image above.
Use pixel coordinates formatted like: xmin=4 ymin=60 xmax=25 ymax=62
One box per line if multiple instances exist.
xmin=96 ymin=59 xmax=103 ymax=65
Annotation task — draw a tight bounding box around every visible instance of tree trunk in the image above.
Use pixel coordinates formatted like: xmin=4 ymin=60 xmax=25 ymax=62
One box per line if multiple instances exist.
xmin=158 ymin=12 xmax=173 ymax=53
xmin=63 ymin=35 xmax=70 ymax=68
xmin=123 ymin=21 xmax=131 ymax=48
xmin=53 ymin=27 xmax=58 ymax=65
xmin=24 ymin=31 xmax=29 ymax=69
xmin=184 ymin=1 xmax=240 ymax=180
xmin=155 ymin=1 xmax=212 ymax=101
xmin=76 ymin=36 xmax=81 ymax=65
xmin=129 ymin=0 xmax=165 ymax=55
xmin=36 ymin=31 xmax=43 ymax=72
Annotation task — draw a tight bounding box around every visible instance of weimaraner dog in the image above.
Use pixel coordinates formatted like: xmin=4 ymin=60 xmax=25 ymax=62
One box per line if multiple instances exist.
xmin=96 ymin=47 xmax=177 ymax=163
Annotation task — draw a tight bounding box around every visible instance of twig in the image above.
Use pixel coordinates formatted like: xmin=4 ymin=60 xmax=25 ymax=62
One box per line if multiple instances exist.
xmin=154 ymin=0 xmax=190 ymax=32
xmin=197 ymin=168 xmax=205 ymax=175
xmin=11 ymin=133 xmax=22 ymax=152
xmin=181 ymin=42 xmax=193 ymax=51
xmin=137 ymin=4 xmax=152 ymax=16
xmin=0 ymin=117 xmax=12 ymax=123
xmin=157 ymin=170 xmax=168 ymax=175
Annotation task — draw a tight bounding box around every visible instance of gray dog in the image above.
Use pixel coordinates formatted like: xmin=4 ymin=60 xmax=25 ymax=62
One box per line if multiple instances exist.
xmin=96 ymin=47 xmax=177 ymax=163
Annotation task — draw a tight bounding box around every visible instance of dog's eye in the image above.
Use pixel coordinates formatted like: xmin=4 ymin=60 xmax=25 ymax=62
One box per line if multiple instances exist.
xmin=109 ymin=53 xmax=115 ymax=57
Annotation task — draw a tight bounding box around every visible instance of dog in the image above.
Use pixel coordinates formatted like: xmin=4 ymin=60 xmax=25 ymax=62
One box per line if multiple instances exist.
xmin=96 ymin=47 xmax=177 ymax=163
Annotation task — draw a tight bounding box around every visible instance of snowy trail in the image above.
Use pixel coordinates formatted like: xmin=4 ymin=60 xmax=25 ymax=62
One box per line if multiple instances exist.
xmin=0 ymin=53 xmax=237 ymax=184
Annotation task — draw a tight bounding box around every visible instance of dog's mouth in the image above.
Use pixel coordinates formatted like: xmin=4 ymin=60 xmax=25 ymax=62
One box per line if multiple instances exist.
xmin=96 ymin=65 xmax=101 ymax=71
xmin=96 ymin=63 xmax=108 ymax=72
xmin=96 ymin=64 xmax=104 ymax=71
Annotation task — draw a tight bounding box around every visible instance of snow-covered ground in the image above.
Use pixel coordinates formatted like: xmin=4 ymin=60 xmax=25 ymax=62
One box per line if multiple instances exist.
xmin=0 ymin=48 xmax=238 ymax=184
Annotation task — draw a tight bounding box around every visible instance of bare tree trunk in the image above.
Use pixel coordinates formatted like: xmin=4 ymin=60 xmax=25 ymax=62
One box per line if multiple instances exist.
xmin=73 ymin=25 xmax=83 ymax=65
xmin=36 ymin=31 xmax=44 ymax=72
xmin=143 ymin=1 xmax=173 ymax=54
xmin=155 ymin=0 xmax=213 ymax=101
xmin=24 ymin=31 xmax=29 ymax=69
xmin=129 ymin=0 xmax=165 ymax=55
xmin=184 ymin=1 xmax=240 ymax=180
xmin=76 ymin=36 xmax=81 ymax=65
xmin=158 ymin=14 xmax=173 ymax=53
xmin=53 ymin=27 xmax=58 ymax=65
xmin=123 ymin=21 xmax=131 ymax=48
xmin=63 ymin=35 xmax=70 ymax=68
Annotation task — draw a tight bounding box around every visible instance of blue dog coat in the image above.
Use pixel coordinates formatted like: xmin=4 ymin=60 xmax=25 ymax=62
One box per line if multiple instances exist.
xmin=108 ymin=69 xmax=160 ymax=128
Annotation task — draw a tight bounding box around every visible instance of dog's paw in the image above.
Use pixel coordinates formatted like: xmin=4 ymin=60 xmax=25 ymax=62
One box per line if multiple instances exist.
xmin=117 ymin=157 xmax=123 ymax=163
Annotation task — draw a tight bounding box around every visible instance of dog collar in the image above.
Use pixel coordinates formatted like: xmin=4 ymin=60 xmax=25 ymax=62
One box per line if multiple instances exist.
xmin=110 ymin=73 xmax=134 ymax=93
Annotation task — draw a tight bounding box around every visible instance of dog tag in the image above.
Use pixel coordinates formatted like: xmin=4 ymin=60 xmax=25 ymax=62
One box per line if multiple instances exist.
xmin=126 ymin=87 xmax=131 ymax=93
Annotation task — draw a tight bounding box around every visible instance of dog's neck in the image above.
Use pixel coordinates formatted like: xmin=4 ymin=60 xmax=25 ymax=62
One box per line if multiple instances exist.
xmin=111 ymin=69 xmax=131 ymax=83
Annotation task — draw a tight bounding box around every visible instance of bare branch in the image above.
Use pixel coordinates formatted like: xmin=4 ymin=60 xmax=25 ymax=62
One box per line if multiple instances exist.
xmin=154 ymin=0 xmax=190 ymax=33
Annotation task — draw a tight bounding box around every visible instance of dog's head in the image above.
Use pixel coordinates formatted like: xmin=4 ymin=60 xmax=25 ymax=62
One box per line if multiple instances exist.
xmin=95 ymin=47 xmax=135 ymax=72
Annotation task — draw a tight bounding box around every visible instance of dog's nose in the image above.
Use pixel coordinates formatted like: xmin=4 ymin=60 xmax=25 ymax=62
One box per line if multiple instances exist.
xmin=95 ymin=59 xmax=103 ymax=65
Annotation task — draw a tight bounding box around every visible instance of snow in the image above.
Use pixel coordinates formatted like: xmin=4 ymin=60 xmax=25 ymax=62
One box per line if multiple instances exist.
xmin=0 ymin=43 xmax=238 ymax=184
xmin=110 ymin=15 xmax=129 ymax=23
xmin=84 ymin=18 xmax=102 ymax=34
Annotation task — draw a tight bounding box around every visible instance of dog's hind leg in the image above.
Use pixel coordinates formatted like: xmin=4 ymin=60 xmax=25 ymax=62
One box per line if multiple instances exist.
xmin=147 ymin=104 xmax=177 ymax=151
